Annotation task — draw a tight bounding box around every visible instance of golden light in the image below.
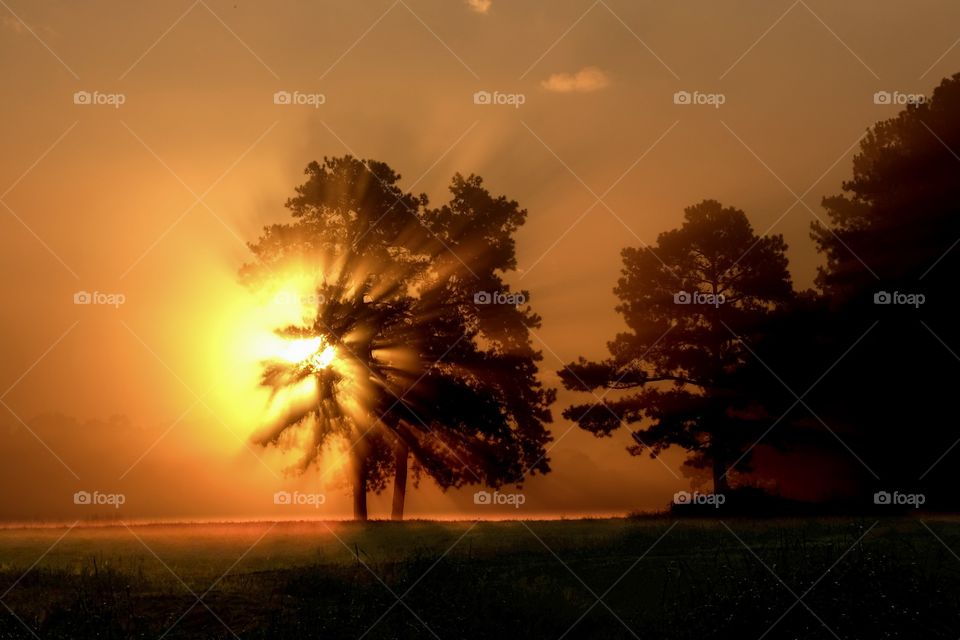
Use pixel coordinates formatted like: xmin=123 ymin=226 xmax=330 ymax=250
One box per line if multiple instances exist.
xmin=277 ymin=337 xmax=324 ymax=364
xmin=314 ymin=344 xmax=337 ymax=369
xmin=275 ymin=336 xmax=338 ymax=371
xmin=232 ymin=267 xmax=379 ymax=474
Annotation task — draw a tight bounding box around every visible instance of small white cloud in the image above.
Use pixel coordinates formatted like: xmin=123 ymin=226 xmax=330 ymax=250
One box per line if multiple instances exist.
xmin=466 ymin=0 xmax=492 ymax=15
xmin=541 ymin=67 xmax=611 ymax=93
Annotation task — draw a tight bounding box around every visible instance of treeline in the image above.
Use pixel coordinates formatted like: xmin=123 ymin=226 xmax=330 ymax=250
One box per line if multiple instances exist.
xmin=562 ymin=73 xmax=960 ymax=508
xmin=243 ymin=73 xmax=960 ymax=519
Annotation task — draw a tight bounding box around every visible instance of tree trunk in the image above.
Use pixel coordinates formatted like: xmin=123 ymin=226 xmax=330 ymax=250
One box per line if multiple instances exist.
xmin=712 ymin=453 xmax=730 ymax=495
xmin=391 ymin=440 xmax=409 ymax=521
xmin=351 ymin=440 xmax=369 ymax=521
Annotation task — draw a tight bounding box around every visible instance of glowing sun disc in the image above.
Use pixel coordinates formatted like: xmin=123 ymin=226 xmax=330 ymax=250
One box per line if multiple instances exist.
xmin=274 ymin=337 xmax=338 ymax=371
xmin=276 ymin=337 xmax=324 ymax=364
xmin=310 ymin=345 xmax=337 ymax=369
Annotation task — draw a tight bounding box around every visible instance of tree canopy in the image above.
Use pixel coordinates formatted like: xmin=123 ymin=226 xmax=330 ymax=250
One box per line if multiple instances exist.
xmin=560 ymin=200 xmax=794 ymax=493
xmin=242 ymin=156 xmax=554 ymax=519
xmin=800 ymin=73 xmax=960 ymax=502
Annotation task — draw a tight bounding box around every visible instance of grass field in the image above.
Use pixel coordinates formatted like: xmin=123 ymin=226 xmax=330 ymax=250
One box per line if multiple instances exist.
xmin=0 ymin=517 xmax=958 ymax=639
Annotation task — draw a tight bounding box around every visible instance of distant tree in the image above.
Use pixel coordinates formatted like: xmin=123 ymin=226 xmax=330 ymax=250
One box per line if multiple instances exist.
xmin=560 ymin=200 xmax=794 ymax=493
xmin=243 ymin=157 xmax=553 ymax=520
xmin=806 ymin=73 xmax=960 ymax=500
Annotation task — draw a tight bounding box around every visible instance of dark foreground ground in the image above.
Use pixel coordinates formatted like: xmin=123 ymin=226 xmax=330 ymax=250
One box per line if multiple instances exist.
xmin=0 ymin=517 xmax=958 ymax=639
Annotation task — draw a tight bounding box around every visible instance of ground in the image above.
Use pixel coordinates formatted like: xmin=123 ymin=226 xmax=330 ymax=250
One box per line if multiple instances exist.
xmin=0 ymin=517 xmax=958 ymax=639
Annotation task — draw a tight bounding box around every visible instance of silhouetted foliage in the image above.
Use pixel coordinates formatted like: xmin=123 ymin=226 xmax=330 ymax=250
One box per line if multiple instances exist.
xmin=243 ymin=157 xmax=553 ymax=519
xmin=799 ymin=73 xmax=960 ymax=505
xmin=560 ymin=200 xmax=794 ymax=493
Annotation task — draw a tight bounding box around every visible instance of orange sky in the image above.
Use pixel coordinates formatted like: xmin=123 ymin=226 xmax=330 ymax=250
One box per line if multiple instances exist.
xmin=1 ymin=0 xmax=958 ymax=521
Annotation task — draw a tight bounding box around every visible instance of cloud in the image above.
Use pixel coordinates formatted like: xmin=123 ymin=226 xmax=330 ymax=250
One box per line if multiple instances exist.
xmin=466 ymin=0 xmax=492 ymax=15
xmin=1 ymin=15 xmax=57 ymax=38
xmin=541 ymin=67 xmax=611 ymax=93
xmin=1 ymin=16 xmax=25 ymax=34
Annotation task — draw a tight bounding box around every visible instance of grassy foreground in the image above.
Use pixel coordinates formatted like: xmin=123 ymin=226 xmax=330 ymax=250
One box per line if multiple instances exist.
xmin=0 ymin=517 xmax=958 ymax=639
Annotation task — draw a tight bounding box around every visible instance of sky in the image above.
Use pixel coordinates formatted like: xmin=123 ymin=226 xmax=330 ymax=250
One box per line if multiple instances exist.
xmin=1 ymin=0 xmax=958 ymax=522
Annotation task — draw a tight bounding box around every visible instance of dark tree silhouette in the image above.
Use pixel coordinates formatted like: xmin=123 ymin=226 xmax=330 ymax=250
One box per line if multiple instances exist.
xmin=801 ymin=73 xmax=960 ymax=503
xmin=560 ymin=200 xmax=794 ymax=493
xmin=242 ymin=157 xmax=553 ymax=520
xmin=814 ymin=73 xmax=960 ymax=298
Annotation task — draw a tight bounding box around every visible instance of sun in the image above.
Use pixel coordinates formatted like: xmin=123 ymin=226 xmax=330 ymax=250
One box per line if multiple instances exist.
xmin=313 ymin=344 xmax=337 ymax=369
xmin=275 ymin=336 xmax=337 ymax=371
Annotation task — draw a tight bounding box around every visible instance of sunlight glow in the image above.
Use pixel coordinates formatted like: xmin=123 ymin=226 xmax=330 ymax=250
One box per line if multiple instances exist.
xmin=275 ymin=336 xmax=337 ymax=371
xmin=277 ymin=337 xmax=324 ymax=364
xmin=314 ymin=344 xmax=337 ymax=369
